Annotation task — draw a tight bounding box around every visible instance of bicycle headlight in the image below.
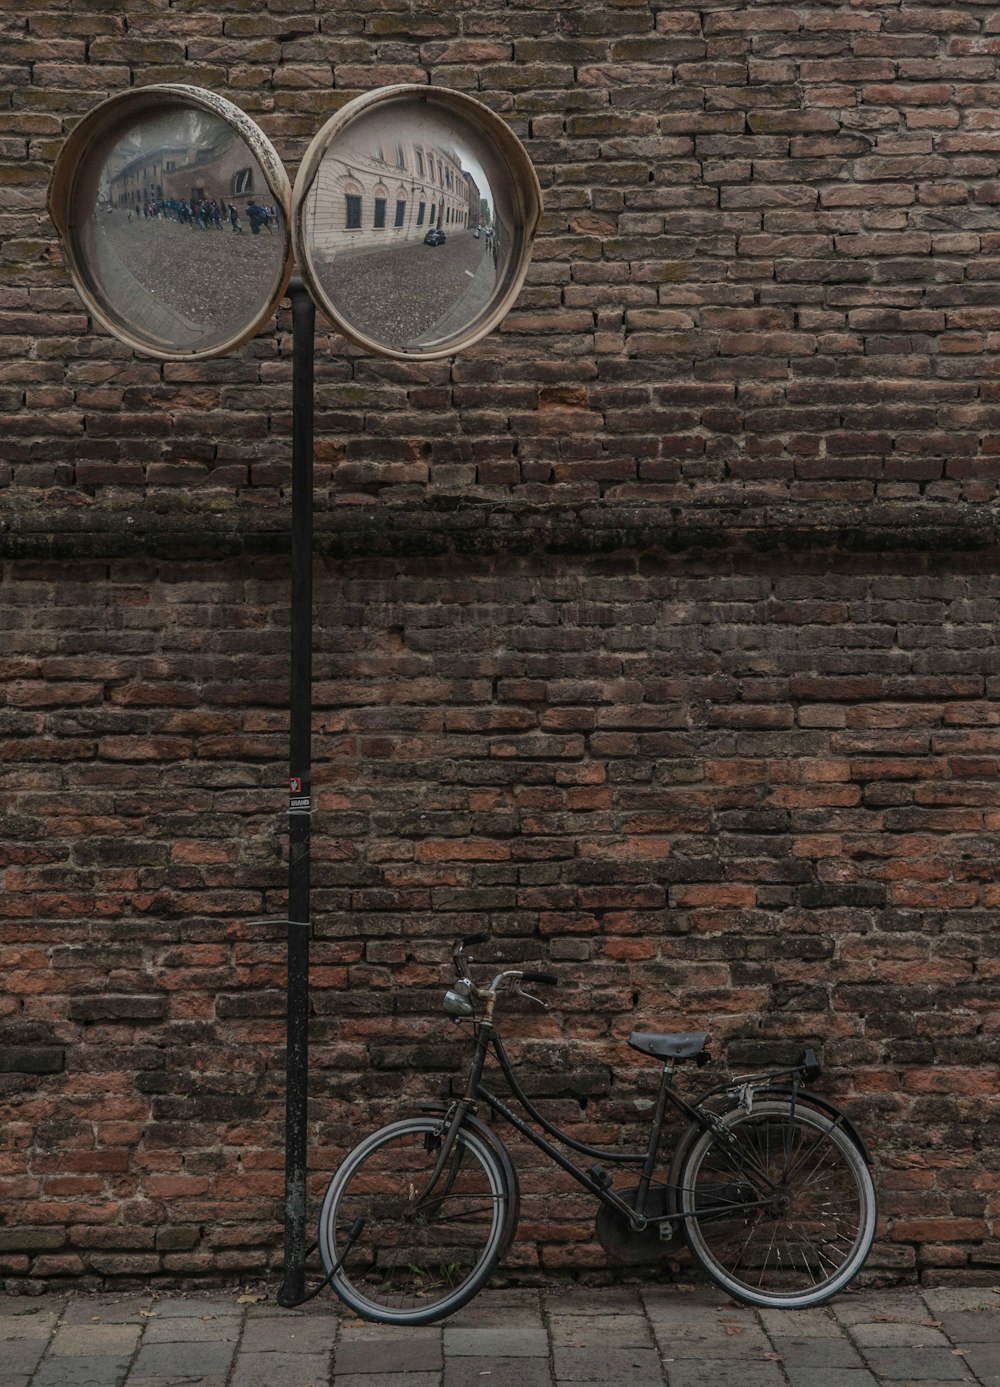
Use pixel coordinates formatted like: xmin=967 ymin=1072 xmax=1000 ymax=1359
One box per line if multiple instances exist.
xmin=443 ymin=978 xmax=475 ymax=1018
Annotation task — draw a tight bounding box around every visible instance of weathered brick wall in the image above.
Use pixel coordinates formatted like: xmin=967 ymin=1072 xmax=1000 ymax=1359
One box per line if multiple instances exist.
xmin=4 ymin=2 xmax=1000 ymax=1287
xmin=4 ymin=551 xmax=1000 ymax=1285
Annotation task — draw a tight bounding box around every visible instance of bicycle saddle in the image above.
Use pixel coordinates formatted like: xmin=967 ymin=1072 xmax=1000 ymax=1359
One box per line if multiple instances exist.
xmin=628 ymin=1031 xmax=710 ymax=1064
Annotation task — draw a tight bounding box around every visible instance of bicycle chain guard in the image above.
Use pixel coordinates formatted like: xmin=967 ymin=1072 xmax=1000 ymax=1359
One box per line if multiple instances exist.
xmin=594 ymin=1186 xmax=684 ymax=1266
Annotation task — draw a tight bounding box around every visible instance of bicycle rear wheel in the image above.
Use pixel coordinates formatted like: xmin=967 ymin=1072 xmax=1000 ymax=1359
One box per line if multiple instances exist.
xmin=317 ymin=1115 xmax=513 ymax=1325
xmin=679 ymin=1098 xmax=876 ymax=1308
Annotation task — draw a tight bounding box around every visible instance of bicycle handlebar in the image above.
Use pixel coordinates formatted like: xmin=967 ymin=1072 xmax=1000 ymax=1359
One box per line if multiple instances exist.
xmin=450 ymin=931 xmax=559 ymax=1004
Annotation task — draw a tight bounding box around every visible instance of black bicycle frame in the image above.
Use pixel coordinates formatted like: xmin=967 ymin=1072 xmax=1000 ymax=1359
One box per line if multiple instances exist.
xmin=457 ymin=1022 xmax=767 ymax=1233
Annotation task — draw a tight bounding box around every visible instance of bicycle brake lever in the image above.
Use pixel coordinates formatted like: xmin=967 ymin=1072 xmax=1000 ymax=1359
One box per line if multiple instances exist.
xmin=514 ymin=983 xmax=548 ymax=1010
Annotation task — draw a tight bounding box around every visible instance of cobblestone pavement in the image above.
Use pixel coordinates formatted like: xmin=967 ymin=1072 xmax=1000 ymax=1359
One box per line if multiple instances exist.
xmin=4 ymin=1284 xmax=1000 ymax=1387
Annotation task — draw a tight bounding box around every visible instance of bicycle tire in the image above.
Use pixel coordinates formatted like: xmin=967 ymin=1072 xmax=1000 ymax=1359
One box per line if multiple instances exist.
xmin=317 ymin=1115 xmax=514 ymax=1325
xmin=679 ymin=1098 xmax=877 ymax=1309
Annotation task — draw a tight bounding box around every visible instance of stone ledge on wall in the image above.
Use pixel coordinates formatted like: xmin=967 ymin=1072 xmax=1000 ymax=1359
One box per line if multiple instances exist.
xmin=2 ymin=496 xmax=997 ymax=561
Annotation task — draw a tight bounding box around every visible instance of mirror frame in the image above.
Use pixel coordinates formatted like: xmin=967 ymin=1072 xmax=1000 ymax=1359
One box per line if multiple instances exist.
xmin=291 ymin=84 xmax=542 ymax=361
xmin=48 ymin=84 xmax=294 ymax=362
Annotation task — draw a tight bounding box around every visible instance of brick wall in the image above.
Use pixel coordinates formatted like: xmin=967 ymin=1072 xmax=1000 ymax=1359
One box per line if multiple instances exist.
xmin=4 ymin=3 xmax=1000 ymax=1287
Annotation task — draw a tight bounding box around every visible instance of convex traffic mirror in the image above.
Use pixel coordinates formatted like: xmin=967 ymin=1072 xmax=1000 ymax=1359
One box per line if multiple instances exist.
xmin=50 ymin=84 xmax=541 ymax=364
xmin=49 ymin=85 xmax=294 ymax=361
xmin=293 ymin=85 xmax=542 ymax=360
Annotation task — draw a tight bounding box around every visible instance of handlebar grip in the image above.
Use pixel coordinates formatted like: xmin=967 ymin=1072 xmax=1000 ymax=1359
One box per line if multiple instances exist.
xmin=521 ymin=970 xmax=558 ymax=986
xmin=461 ymin=929 xmax=492 ymax=948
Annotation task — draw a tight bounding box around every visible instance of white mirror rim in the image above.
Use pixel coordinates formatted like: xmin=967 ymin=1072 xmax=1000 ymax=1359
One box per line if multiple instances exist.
xmin=291 ymin=84 xmax=542 ymax=361
xmin=49 ymin=84 xmax=294 ymax=362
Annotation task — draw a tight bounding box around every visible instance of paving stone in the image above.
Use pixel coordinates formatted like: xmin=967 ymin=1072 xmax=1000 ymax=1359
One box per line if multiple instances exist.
xmin=0 ymin=1297 xmax=66 ymax=1319
xmin=956 ymin=1344 xmax=1000 ymax=1384
xmin=0 ymin=1309 xmax=64 ymax=1337
xmin=448 ymin=1288 xmax=540 ymax=1315
xmin=17 ymin=1284 xmax=1000 ymax=1387
xmin=334 ymin=1334 xmax=442 ymax=1375
xmin=833 ymin=1295 xmax=932 ymax=1327
xmin=664 ymin=1360 xmax=786 ymax=1387
xmin=550 ymin=1343 xmax=664 ymax=1385
xmin=49 ymin=1323 xmax=142 ymax=1356
xmin=445 ymin=1357 xmax=555 ymax=1387
xmin=125 ymin=1379 xmax=227 ymax=1387
xmin=859 ymin=1347 xmax=969 ymax=1381
xmin=230 ymin=1349 xmax=330 ymax=1387
xmin=444 ymin=1325 xmax=549 ymax=1357
xmin=772 ymin=1336 xmax=867 ymax=1369
xmin=849 ymin=1323 xmax=951 ymax=1349
xmin=30 ymin=1355 xmax=132 ymax=1387
xmin=922 ymin=1290 xmax=1000 ymax=1315
xmin=642 ymin=1297 xmax=760 ymax=1334
xmin=129 ymin=1340 xmax=237 ymax=1379
xmin=1 ymin=1336 xmax=47 ymax=1373
xmin=333 ymin=1378 xmax=440 ymax=1387
xmin=652 ymin=1324 xmax=772 ymax=1359
xmin=541 ymin=1287 xmax=645 ymax=1315
xmin=548 ymin=1312 xmax=653 ymax=1346
xmin=245 ymin=1301 xmax=338 ymax=1320
xmin=757 ymin=1307 xmax=841 ymax=1338
xmin=781 ymin=1372 xmax=879 ymax=1387
xmin=938 ymin=1311 xmax=1000 ymax=1343
xmin=141 ymin=1316 xmax=241 ymax=1343
xmin=445 ymin=1301 xmax=543 ymax=1330
xmin=146 ymin=1299 xmax=242 ymax=1319
xmin=62 ymin=1301 xmax=154 ymax=1325
xmin=238 ymin=1315 xmax=336 ymax=1352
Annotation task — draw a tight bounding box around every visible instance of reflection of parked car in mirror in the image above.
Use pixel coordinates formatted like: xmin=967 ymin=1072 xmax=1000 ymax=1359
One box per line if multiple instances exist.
xmin=472 ymin=227 xmax=480 ymax=238
xmin=424 ymin=228 xmax=446 ymax=246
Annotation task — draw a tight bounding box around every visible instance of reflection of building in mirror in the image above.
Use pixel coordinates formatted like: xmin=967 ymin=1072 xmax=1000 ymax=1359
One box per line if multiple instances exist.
xmin=307 ymin=133 xmax=484 ymax=256
xmin=105 ymin=130 xmax=265 ymax=220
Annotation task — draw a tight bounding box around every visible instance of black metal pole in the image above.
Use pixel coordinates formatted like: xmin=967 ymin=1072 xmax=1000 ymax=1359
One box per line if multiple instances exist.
xmin=279 ymin=276 xmax=315 ymax=1306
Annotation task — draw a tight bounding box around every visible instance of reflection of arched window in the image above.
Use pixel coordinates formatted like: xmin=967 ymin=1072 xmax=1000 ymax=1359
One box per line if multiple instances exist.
xmin=415 ymin=149 xmax=425 ymax=176
xmin=394 ymin=199 xmax=406 ymax=227
xmin=417 ymin=200 xmax=426 ymax=225
xmin=373 ymin=182 xmax=389 ymax=229
xmin=343 ymin=176 xmax=363 ymax=230
xmin=233 ymin=167 xmax=254 ymax=195
xmin=394 ymin=144 xmax=405 ymax=168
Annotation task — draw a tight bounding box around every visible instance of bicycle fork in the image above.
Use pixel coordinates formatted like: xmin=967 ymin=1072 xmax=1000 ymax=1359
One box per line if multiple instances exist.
xmin=413 ymin=1024 xmax=494 ymax=1211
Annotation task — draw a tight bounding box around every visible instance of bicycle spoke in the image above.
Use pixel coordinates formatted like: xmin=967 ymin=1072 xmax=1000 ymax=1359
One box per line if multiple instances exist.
xmin=681 ymin=1101 xmax=876 ymax=1308
xmin=319 ymin=1118 xmax=511 ymax=1325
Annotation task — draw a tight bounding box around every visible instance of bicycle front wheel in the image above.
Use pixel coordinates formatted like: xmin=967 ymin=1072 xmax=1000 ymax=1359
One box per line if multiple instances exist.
xmin=317 ymin=1115 xmax=513 ymax=1325
xmin=679 ymin=1098 xmax=876 ymax=1309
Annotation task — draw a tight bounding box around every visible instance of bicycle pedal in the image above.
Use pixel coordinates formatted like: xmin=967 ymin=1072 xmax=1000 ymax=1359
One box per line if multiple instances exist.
xmin=588 ymin=1163 xmax=612 ymax=1190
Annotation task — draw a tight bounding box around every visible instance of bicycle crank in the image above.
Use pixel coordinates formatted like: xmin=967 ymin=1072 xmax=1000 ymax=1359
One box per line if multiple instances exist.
xmin=595 ymin=1187 xmax=684 ymax=1266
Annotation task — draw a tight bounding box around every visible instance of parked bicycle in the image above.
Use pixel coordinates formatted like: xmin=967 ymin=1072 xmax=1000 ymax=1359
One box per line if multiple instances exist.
xmin=316 ymin=930 xmax=877 ymax=1325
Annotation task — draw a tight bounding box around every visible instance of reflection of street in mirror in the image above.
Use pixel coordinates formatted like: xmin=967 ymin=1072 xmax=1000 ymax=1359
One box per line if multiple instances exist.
xmin=79 ymin=109 xmax=287 ymax=354
xmin=302 ymin=113 xmax=509 ymax=351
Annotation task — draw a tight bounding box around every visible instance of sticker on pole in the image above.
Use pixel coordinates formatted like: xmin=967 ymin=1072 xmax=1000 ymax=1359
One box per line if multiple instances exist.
xmin=289 ymin=777 xmax=311 ymax=813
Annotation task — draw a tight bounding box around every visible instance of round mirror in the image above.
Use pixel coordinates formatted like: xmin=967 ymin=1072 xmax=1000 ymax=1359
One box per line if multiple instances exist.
xmin=49 ymin=85 xmax=293 ymax=360
xmin=292 ymin=86 xmax=542 ymax=360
